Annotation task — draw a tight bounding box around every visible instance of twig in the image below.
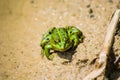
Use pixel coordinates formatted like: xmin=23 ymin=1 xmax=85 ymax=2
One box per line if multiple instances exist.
xmin=83 ymin=9 xmax=120 ymax=80
xmin=114 ymin=54 xmax=120 ymax=65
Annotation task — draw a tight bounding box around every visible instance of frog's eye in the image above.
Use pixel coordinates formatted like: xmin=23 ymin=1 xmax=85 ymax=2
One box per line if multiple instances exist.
xmin=45 ymin=38 xmax=49 ymax=40
xmin=49 ymin=32 xmax=51 ymax=34
xmin=69 ymin=31 xmax=73 ymax=34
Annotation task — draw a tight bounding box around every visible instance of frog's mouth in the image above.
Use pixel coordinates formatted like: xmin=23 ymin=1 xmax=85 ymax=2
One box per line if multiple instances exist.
xmin=52 ymin=44 xmax=72 ymax=52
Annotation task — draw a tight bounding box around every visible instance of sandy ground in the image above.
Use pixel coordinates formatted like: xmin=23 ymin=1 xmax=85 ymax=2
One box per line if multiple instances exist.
xmin=0 ymin=0 xmax=120 ymax=80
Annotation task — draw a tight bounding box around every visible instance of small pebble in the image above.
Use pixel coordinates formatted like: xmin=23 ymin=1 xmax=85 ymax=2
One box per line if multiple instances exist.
xmin=89 ymin=8 xmax=93 ymax=14
xmin=86 ymin=4 xmax=91 ymax=8
xmin=3 ymin=54 xmax=7 ymax=57
xmin=90 ymin=14 xmax=94 ymax=18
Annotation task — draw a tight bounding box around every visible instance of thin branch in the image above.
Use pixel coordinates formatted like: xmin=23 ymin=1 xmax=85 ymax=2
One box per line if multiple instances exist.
xmin=83 ymin=9 xmax=120 ymax=80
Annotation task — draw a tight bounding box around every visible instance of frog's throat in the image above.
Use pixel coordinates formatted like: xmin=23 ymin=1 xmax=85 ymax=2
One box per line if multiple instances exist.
xmin=52 ymin=44 xmax=72 ymax=52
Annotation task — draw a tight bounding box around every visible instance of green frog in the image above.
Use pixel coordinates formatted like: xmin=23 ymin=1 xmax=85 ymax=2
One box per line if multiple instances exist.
xmin=40 ymin=26 xmax=84 ymax=60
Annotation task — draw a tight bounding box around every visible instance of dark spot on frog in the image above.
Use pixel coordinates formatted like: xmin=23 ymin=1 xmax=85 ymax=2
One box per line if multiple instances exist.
xmin=46 ymin=38 xmax=49 ymax=40
xmin=70 ymin=31 xmax=72 ymax=34
xmin=49 ymin=32 xmax=51 ymax=34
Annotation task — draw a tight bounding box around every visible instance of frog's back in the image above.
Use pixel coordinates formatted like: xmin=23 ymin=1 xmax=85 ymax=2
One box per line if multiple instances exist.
xmin=50 ymin=27 xmax=71 ymax=51
xmin=51 ymin=28 xmax=68 ymax=42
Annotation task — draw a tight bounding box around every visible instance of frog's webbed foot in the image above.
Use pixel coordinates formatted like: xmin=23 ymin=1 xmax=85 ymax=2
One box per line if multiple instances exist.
xmin=41 ymin=49 xmax=45 ymax=59
xmin=79 ymin=34 xmax=85 ymax=43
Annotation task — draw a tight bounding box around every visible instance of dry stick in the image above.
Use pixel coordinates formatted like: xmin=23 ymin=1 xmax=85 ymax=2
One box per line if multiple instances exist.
xmin=114 ymin=54 xmax=120 ymax=64
xmin=83 ymin=9 xmax=120 ymax=80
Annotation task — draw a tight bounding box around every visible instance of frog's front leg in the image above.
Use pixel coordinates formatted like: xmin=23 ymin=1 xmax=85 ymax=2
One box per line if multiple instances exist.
xmin=70 ymin=34 xmax=80 ymax=49
xmin=44 ymin=44 xmax=53 ymax=60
